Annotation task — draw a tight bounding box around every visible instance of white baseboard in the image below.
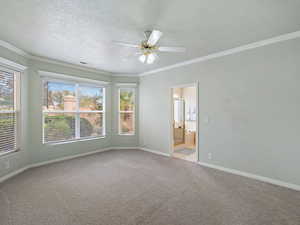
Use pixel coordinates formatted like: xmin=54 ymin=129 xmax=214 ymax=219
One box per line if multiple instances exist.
xmin=110 ymin=147 xmax=140 ymax=150
xmin=30 ymin=147 xmax=112 ymax=168
xmin=0 ymin=147 xmax=112 ymax=183
xmin=0 ymin=166 xmax=30 ymax=183
xmin=0 ymin=147 xmax=136 ymax=183
xmin=138 ymin=147 xmax=300 ymax=192
xmin=1 ymin=147 xmax=299 ymax=192
xmin=139 ymin=147 xmax=170 ymax=157
xmin=198 ymin=162 xmax=300 ymax=192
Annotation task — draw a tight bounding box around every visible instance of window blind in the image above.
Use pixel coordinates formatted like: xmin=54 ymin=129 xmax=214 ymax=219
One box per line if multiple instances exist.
xmin=0 ymin=69 xmax=18 ymax=153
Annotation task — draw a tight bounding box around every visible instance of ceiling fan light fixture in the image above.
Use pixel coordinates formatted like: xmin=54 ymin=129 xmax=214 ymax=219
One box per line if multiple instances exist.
xmin=139 ymin=54 xmax=146 ymax=63
xmin=115 ymin=29 xmax=185 ymax=65
xmin=147 ymin=53 xmax=156 ymax=64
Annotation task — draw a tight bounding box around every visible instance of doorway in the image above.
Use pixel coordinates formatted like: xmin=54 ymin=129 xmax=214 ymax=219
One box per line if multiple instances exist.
xmin=171 ymin=84 xmax=198 ymax=162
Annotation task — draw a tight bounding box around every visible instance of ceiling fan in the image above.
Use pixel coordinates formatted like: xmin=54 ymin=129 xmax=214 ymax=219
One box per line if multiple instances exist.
xmin=114 ymin=30 xmax=186 ymax=64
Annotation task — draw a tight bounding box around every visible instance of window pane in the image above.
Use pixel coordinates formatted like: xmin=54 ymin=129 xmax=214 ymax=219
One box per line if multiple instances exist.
xmin=0 ymin=112 xmax=16 ymax=152
xmin=80 ymin=113 xmax=103 ymax=138
xmin=43 ymin=81 xmax=76 ymax=111
xmin=119 ymin=89 xmax=134 ymax=111
xmin=0 ymin=70 xmax=14 ymax=111
xmin=44 ymin=113 xmax=75 ymax=142
xmin=120 ymin=112 xmax=134 ymax=134
xmin=79 ymin=86 xmax=103 ymax=111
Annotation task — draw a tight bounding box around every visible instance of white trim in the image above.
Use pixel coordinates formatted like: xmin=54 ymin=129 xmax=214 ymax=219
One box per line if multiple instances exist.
xmin=44 ymin=136 xmax=106 ymax=146
xmin=170 ymin=83 xmax=198 ymax=89
xmin=0 ymin=147 xmax=113 ymax=183
xmin=0 ymin=39 xmax=111 ymax=75
xmin=0 ymin=40 xmax=111 ymax=75
xmin=42 ymin=78 xmax=106 ymax=144
xmin=139 ymin=147 xmax=170 ymax=157
xmin=0 ymin=147 xmax=136 ymax=183
xmin=30 ymin=147 xmax=112 ymax=168
xmin=139 ymin=30 xmax=300 ymax=77
xmin=39 ymin=71 xmax=110 ymax=85
xmin=115 ymin=83 xmax=138 ymax=87
xmin=0 ymin=57 xmax=27 ymax=71
xmin=75 ymin=83 xmax=80 ymax=139
xmin=43 ymin=110 xmax=103 ymax=113
xmin=0 ymin=40 xmax=28 ymax=57
xmin=139 ymin=147 xmax=300 ymax=191
xmin=0 ymin=149 xmax=20 ymax=158
xmin=1 ymin=147 xmax=299 ymax=192
xmin=198 ymin=162 xmax=300 ymax=192
xmin=110 ymin=147 xmax=140 ymax=150
xmin=0 ymin=166 xmax=30 ymax=183
xmin=102 ymin=86 xmax=106 ymax=136
xmin=1 ymin=31 xmax=300 ymax=77
xmin=28 ymin=55 xmax=112 ymax=75
xmin=118 ymin=87 xmax=136 ymax=135
xmin=169 ymin=83 xmax=199 ymax=162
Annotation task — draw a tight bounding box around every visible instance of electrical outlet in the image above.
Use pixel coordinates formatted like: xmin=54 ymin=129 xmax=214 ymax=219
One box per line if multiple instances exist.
xmin=4 ymin=160 xmax=10 ymax=169
xmin=208 ymin=153 xmax=212 ymax=160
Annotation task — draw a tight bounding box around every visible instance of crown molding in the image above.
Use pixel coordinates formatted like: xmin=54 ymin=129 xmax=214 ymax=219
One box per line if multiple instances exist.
xmin=115 ymin=82 xmax=138 ymax=87
xmin=0 ymin=40 xmax=29 ymax=57
xmin=39 ymin=70 xmax=110 ymax=85
xmin=0 ymin=56 xmax=27 ymax=71
xmin=2 ymin=30 xmax=300 ymax=78
xmin=139 ymin=30 xmax=300 ymax=77
xmin=28 ymin=55 xmax=112 ymax=76
xmin=0 ymin=39 xmax=113 ymax=76
xmin=111 ymin=73 xmax=139 ymax=77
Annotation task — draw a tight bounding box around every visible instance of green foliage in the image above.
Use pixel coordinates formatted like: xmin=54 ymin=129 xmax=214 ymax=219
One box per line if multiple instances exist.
xmin=0 ymin=116 xmax=14 ymax=130
xmin=44 ymin=115 xmax=94 ymax=141
xmin=80 ymin=95 xmax=102 ymax=110
xmin=120 ymin=90 xmax=133 ymax=111
xmin=80 ymin=117 xmax=93 ymax=137
xmin=44 ymin=115 xmax=73 ymax=141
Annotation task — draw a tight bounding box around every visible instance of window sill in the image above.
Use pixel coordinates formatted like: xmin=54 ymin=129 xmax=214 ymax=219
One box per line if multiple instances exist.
xmin=44 ymin=136 xmax=106 ymax=146
xmin=118 ymin=134 xmax=135 ymax=136
xmin=0 ymin=148 xmax=21 ymax=158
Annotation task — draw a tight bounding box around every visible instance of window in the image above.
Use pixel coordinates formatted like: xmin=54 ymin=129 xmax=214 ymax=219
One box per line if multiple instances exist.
xmin=118 ymin=88 xmax=135 ymax=135
xmin=0 ymin=67 xmax=20 ymax=154
xmin=43 ymin=80 xmax=105 ymax=143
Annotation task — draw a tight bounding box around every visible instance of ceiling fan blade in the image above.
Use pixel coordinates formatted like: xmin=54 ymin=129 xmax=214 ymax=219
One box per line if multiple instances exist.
xmin=113 ymin=41 xmax=140 ymax=48
xmin=158 ymin=46 xmax=186 ymax=52
xmin=147 ymin=30 xmax=163 ymax=46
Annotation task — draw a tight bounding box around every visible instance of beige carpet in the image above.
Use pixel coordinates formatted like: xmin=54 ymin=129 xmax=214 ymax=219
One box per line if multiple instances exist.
xmin=0 ymin=149 xmax=299 ymax=225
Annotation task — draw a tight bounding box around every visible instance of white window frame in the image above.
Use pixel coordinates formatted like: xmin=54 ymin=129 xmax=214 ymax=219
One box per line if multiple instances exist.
xmin=118 ymin=87 xmax=135 ymax=135
xmin=42 ymin=78 xmax=106 ymax=144
xmin=0 ymin=66 xmax=21 ymax=156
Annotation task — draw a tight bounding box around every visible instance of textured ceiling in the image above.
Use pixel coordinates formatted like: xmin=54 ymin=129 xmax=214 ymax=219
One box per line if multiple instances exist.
xmin=0 ymin=0 xmax=300 ymax=75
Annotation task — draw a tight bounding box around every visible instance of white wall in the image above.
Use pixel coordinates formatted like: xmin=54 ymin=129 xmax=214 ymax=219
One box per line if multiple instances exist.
xmin=139 ymin=38 xmax=300 ymax=186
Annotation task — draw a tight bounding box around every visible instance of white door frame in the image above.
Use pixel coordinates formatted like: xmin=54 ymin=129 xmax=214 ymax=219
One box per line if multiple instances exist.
xmin=169 ymin=82 xmax=199 ymax=162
